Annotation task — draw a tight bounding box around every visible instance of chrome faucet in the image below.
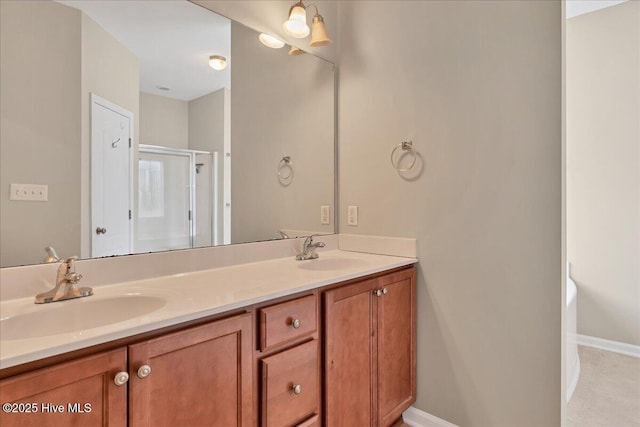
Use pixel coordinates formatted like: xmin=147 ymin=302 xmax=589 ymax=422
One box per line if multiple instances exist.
xmin=279 ymin=230 xmax=290 ymax=239
xmin=43 ymin=246 xmax=60 ymax=263
xmin=296 ymin=235 xmax=326 ymax=260
xmin=35 ymin=256 xmax=93 ymax=304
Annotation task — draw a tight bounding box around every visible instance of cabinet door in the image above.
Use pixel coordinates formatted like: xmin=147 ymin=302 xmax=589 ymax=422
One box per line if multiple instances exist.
xmin=0 ymin=348 xmax=127 ymax=427
xmin=323 ymin=279 xmax=376 ymax=427
xmin=128 ymin=313 xmax=252 ymax=427
xmin=377 ymin=273 xmax=416 ymax=427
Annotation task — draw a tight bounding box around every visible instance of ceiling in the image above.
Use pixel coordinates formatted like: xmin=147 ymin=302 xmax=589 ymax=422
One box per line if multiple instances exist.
xmin=58 ymin=0 xmax=231 ymax=101
xmin=566 ymin=0 xmax=628 ymax=19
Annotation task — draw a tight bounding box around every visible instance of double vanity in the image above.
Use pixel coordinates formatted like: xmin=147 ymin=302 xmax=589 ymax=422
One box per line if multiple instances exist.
xmin=0 ymin=243 xmax=417 ymax=426
xmin=2 ymin=1 xmax=415 ymax=425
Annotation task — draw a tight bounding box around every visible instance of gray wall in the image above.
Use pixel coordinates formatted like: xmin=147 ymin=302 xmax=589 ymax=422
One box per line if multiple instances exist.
xmin=567 ymin=1 xmax=640 ymax=346
xmin=140 ymin=92 xmax=189 ymax=148
xmin=336 ymin=1 xmax=561 ymax=425
xmin=197 ymin=1 xmax=562 ymax=425
xmin=189 ymin=89 xmax=227 ymax=242
xmin=0 ymin=1 xmax=81 ymax=267
xmin=1 ymin=2 xmax=140 ymax=266
xmin=230 ymin=22 xmax=334 ymax=243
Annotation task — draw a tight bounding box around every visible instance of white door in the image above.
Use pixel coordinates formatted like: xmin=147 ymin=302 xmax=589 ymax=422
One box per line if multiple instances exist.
xmin=91 ymin=94 xmax=133 ymax=257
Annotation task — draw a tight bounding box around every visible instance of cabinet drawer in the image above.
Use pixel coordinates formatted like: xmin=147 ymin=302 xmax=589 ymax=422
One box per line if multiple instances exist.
xmin=261 ymin=340 xmax=319 ymax=427
xmin=259 ymin=294 xmax=316 ymax=351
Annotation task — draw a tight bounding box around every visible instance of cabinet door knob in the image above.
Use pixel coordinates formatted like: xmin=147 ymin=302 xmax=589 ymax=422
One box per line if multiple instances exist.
xmin=96 ymin=227 xmax=107 ymax=235
xmin=373 ymin=289 xmax=383 ymax=297
xmin=291 ymin=318 xmax=302 ymax=329
xmin=137 ymin=365 xmax=152 ymax=379
xmin=292 ymin=384 xmax=302 ymax=395
xmin=382 ymin=288 xmax=388 ymax=295
xmin=114 ymin=371 xmax=129 ymax=386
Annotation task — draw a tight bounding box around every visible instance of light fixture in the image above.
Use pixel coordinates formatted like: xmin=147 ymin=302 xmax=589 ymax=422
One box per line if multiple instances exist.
xmin=309 ymin=8 xmax=332 ymax=46
xmin=288 ymin=46 xmax=306 ymax=56
xmin=282 ymin=1 xmax=332 ymax=47
xmin=259 ymin=33 xmax=285 ymax=49
xmin=282 ymin=0 xmax=310 ymax=38
xmin=208 ymin=55 xmax=227 ymax=70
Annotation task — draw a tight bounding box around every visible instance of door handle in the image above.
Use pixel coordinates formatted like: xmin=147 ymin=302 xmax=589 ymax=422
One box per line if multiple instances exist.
xmin=96 ymin=227 xmax=107 ymax=235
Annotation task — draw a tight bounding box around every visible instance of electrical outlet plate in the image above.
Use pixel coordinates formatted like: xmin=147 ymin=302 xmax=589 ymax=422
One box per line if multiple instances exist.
xmin=347 ymin=205 xmax=358 ymax=226
xmin=320 ymin=205 xmax=330 ymax=225
xmin=10 ymin=184 xmax=48 ymax=201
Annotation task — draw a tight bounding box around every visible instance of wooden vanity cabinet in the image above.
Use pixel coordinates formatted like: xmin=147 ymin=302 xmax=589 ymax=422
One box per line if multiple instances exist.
xmin=0 ymin=313 xmax=253 ymax=427
xmin=0 ymin=348 xmax=128 ymax=426
xmin=323 ymin=268 xmax=416 ymax=427
xmin=0 ymin=265 xmax=416 ymax=427
xmin=129 ymin=313 xmax=253 ymax=427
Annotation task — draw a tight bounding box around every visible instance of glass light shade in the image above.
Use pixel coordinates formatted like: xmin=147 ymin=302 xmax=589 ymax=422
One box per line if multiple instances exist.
xmin=258 ymin=33 xmax=285 ymax=49
xmin=282 ymin=3 xmax=310 ymax=38
xmin=309 ymin=15 xmax=332 ymax=47
xmin=288 ymin=46 xmax=306 ymax=56
xmin=208 ymin=55 xmax=227 ymax=70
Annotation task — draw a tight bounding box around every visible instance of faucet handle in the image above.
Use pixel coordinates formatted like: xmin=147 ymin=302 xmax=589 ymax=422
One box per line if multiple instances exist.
xmin=66 ymin=272 xmax=83 ymax=284
xmin=304 ymin=235 xmax=314 ymax=246
xmin=63 ymin=256 xmax=82 ymax=283
xmin=65 ymin=256 xmax=79 ymax=268
xmin=304 ymin=233 xmax=324 ymax=245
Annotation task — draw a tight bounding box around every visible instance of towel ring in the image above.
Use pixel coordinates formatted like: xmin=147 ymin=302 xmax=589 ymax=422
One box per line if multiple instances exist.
xmin=390 ymin=141 xmax=416 ymax=172
xmin=277 ymin=156 xmax=294 ymax=179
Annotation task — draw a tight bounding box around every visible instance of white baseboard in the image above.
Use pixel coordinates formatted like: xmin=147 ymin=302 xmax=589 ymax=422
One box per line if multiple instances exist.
xmin=577 ymin=334 xmax=640 ymax=358
xmin=403 ymin=406 xmax=458 ymax=427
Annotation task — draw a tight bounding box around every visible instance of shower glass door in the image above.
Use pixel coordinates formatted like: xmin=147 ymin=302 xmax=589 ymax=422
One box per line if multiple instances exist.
xmin=137 ymin=148 xmax=192 ymax=253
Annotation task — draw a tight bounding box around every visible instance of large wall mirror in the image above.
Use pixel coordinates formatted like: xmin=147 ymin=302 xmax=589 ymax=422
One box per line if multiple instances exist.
xmin=0 ymin=0 xmax=335 ymax=268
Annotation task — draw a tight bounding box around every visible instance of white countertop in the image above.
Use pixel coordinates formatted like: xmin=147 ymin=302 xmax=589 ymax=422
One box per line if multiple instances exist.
xmin=0 ymin=250 xmax=416 ymax=370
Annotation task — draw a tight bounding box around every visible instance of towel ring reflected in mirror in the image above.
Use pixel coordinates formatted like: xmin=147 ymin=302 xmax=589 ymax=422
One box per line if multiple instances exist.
xmin=390 ymin=141 xmax=417 ymax=172
xmin=277 ymin=156 xmax=294 ymax=180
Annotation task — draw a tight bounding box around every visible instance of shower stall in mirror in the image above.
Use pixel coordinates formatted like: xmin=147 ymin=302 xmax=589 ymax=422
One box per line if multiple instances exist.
xmin=136 ymin=145 xmax=217 ymax=254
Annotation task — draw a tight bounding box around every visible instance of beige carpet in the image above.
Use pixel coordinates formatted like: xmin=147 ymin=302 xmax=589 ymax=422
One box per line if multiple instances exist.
xmin=567 ymin=345 xmax=640 ymax=427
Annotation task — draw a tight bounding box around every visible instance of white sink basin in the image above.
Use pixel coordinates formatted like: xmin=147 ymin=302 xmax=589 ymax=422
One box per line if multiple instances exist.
xmin=0 ymin=295 xmax=166 ymax=340
xmin=297 ymin=257 xmax=369 ymax=271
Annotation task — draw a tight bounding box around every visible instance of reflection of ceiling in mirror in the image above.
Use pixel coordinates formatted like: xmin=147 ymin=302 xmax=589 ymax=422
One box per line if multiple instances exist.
xmin=565 ymin=0 xmax=628 ymax=18
xmin=56 ymin=0 xmax=230 ymax=101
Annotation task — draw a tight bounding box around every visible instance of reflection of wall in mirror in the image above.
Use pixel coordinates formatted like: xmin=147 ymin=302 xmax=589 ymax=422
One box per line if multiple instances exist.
xmin=140 ymin=93 xmax=189 ymax=149
xmin=230 ymin=22 xmax=334 ymax=244
xmin=189 ymin=89 xmax=228 ymax=245
xmin=139 ymin=89 xmax=228 ymax=248
xmin=0 ymin=1 xmax=140 ymax=267
xmin=1 ymin=1 xmax=81 ymax=267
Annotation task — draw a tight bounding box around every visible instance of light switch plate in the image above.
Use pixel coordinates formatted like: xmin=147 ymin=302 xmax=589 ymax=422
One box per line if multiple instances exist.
xmin=10 ymin=183 xmax=48 ymax=201
xmin=320 ymin=205 xmax=330 ymax=225
xmin=347 ymin=205 xmax=358 ymax=226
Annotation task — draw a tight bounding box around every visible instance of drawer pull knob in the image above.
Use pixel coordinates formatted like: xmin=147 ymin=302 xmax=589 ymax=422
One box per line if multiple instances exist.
xmin=292 ymin=384 xmax=302 ymax=395
xmin=114 ymin=371 xmax=129 ymax=386
xmin=292 ymin=318 xmax=302 ymax=329
xmin=137 ymin=365 xmax=152 ymax=379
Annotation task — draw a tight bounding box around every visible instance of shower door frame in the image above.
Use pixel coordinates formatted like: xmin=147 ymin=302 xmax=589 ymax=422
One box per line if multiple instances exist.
xmin=138 ymin=144 xmax=213 ymax=250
